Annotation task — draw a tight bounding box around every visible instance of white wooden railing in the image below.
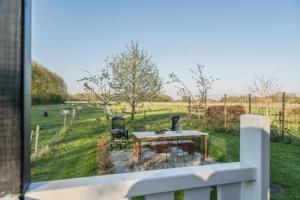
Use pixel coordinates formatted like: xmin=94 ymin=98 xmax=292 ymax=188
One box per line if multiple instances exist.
xmin=25 ymin=115 xmax=270 ymax=200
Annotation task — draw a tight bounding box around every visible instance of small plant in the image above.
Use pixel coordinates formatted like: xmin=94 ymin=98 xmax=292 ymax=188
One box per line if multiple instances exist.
xmin=98 ymin=138 xmax=113 ymax=175
xmin=270 ymin=123 xmax=293 ymax=144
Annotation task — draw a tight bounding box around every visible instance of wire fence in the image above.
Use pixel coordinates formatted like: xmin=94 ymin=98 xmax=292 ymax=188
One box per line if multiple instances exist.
xmin=184 ymin=93 xmax=300 ymax=144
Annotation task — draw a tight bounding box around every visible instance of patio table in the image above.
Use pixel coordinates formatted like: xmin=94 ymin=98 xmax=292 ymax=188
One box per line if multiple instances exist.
xmin=132 ymin=130 xmax=208 ymax=162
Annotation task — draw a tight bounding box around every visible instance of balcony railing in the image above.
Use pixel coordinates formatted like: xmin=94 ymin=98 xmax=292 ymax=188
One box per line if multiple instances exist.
xmin=25 ymin=114 xmax=270 ymax=200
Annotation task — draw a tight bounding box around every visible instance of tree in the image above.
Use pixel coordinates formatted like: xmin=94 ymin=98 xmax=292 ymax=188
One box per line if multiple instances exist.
xmin=78 ymin=61 xmax=114 ymax=116
xmin=248 ymin=74 xmax=281 ymax=115
xmin=32 ymin=61 xmax=68 ymax=104
xmin=110 ymin=42 xmax=163 ymax=120
xmin=151 ymin=94 xmax=174 ymax=102
xmin=248 ymin=74 xmax=281 ymax=97
xmin=191 ymin=64 xmax=219 ymax=107
xmin=169 ymin=64 xmax=218 ymax=111
xmin=181 ymin=95 xmax=190 ymax=102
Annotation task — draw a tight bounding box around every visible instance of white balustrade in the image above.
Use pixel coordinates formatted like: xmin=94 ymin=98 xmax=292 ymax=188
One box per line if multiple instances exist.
xmin=25 ymin=115 xmax=270 ymax=200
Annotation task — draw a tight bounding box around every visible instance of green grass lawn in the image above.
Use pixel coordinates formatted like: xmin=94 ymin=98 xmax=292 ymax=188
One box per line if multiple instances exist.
xmin=31 ymin=103 xmax=300 ymax=200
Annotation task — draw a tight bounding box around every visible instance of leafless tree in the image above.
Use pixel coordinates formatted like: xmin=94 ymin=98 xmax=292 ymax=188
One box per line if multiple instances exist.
xmin=191 ymin=64 xmax=219 ymax=107
xmin=78 ymin=59 xmax=113 ymax=109
xmin=248 ymin=74 xmax=281 ymax=97
xmin=169 ymin=64 xmax=219 ymax=111
xmin=248 ymin=74 xmax=281 ymax=115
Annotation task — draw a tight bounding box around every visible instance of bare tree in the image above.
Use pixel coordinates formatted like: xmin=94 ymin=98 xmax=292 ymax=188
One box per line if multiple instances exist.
xmin=78 ymin=60 xmax=113 ymax=109
xmin=110 ymin=42 xmax=163 ymax=120
xmin=169 ymin=64 xmax=219 ymax=111
xmin=248 ymin=74 xmax=281 ymax=97
xmin=169 ymin=73 xmax=195 ymax=101
xmin=248 ymin=74 xmax=281 ymax=115
xmin=191 ymin=64 xmax=219 ymax=108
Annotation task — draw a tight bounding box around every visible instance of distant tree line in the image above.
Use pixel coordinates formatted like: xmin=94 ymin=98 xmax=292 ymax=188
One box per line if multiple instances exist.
xmin=69 ymin=93 xmax=174 ymax=103
xmin=32 ymin=61 xmax=68 ymax=104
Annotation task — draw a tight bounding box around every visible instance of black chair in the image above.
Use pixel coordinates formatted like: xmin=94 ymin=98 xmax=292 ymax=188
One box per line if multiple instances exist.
xmin=171 ymin=115 xmax=180 ymax=131
xmin=111 ymin=116 xmax=128 ymax=141
xmin=170 ymin=115 xmax=192 ymax=165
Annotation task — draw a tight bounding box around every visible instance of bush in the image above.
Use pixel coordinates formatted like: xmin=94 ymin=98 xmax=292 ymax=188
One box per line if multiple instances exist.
xmin=205 ymin=105 xmax=246 ymax=131
xmin=98 ymin=138 xmax=113 ymax=175
xmin=290 ymin=107 xmax=300 ymax=115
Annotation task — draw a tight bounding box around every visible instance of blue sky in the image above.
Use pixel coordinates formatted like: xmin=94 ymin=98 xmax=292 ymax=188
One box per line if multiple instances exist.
xmin=32 ymin=0 xmax=300 ymax=98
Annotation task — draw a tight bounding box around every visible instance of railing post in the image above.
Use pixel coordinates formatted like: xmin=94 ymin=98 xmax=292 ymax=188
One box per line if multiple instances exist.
xmin=240 ymin=115 xmax=270 ymax=200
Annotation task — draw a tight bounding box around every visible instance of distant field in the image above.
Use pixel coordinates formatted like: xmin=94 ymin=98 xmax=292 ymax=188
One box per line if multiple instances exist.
xmin=31 ymin=102 xmax=300 ymax=200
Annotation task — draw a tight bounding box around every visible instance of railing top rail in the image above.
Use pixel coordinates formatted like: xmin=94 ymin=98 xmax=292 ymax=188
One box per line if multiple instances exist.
xmin=25 ymin=162 xmax=256 ymax=200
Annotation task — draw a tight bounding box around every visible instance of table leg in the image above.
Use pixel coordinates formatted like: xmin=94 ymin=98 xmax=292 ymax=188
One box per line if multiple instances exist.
xmin=203 ymin=135 xmax=208 ymax=161
xmin=137 ymin=140 xmax=141 ymax=162
xmin=133 ymin=138 xmax=137 ymax=157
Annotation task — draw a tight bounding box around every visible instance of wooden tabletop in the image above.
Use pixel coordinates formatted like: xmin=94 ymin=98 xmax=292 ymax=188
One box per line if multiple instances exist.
xmin=133 ymin=130 xmax=208 ymax=140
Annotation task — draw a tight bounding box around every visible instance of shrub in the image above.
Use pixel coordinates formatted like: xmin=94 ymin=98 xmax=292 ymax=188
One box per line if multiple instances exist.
xmin=98 ymin=138 xmax=113 ymax=175
xmin=290 ymin=107 xmax=300 ymax=115
xmin=205 ymin=105 xmax=246 ymax=130
xmin=226 ymin=105 xmax=246 ymax=121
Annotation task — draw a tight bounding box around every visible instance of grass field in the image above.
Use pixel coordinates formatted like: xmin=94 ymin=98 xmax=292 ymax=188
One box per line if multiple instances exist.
xmin=31 ymin=103 xmax=300 ymax=200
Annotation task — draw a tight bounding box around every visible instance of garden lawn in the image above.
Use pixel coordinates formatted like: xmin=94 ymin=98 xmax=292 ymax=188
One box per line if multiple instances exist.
xmin=31 ymin=104 xmax=300 ymax=200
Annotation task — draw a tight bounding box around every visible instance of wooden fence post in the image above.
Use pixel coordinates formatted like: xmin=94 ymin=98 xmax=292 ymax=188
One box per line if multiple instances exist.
xmin=240 ymin=115 xmax=270 ymax=200
xmin=224 ymin=94 xmax=227 ymax=129
xmin=72 ymin=109 xmax=76 ymax=122
xmin=188 ymin=96 xmax=192 ymax=121
xmin=248 ymin=94 xmax=252 ymax=114
xmin=64 ymin=114 xmax=67 ymax=131
xmin=34 ymin=125 xmax=40 ymax=156
xmin=281 ymin=92 xmax=286 ymax=141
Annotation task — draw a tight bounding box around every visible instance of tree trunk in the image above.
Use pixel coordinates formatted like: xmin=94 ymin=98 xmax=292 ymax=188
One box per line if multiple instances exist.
xmin=131 ymin=103 xmax=135 ymax=121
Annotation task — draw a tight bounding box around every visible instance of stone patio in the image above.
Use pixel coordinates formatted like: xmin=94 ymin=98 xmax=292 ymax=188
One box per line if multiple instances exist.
xmin=111 ymin=147 xmax=216 ymax=173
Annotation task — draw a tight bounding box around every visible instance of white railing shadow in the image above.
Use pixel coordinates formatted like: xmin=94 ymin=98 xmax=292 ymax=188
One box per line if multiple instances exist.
xmin=25 ymin=115 xmax=270 ymax=200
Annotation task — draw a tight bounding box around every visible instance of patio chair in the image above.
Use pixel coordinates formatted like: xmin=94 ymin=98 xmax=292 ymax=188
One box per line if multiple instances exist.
xmin=110 ymin=116 xmax=128 ymax=149
xmin=171 ymin=115 xmax=180 ymax=131
xmin=170 ymin=115 xmax=194 ymax=163
xmin=151 ymin=143 xmax=175 ymax=168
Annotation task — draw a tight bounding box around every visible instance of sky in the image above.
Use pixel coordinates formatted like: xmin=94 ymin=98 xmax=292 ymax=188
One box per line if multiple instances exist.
xmin=32 ymin=0 xmax=300 ymax=98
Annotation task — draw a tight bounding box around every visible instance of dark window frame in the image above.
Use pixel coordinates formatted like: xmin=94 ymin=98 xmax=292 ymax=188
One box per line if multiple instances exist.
xmin=0 ymin=0 xmax=31 ymax=197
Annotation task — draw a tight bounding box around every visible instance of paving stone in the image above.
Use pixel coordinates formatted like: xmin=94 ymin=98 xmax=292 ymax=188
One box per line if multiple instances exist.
xmin=110 ymin=148 xmax=215 ymax=174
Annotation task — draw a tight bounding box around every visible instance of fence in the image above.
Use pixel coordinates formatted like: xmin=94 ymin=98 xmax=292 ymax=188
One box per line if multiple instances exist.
xmin=174 ymin=93 xmax=300 ymax=143
xmin=25 ymin=115 xmax=270 ymax=200
xmin=97 ymin=93 xmax=300 ymax=142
